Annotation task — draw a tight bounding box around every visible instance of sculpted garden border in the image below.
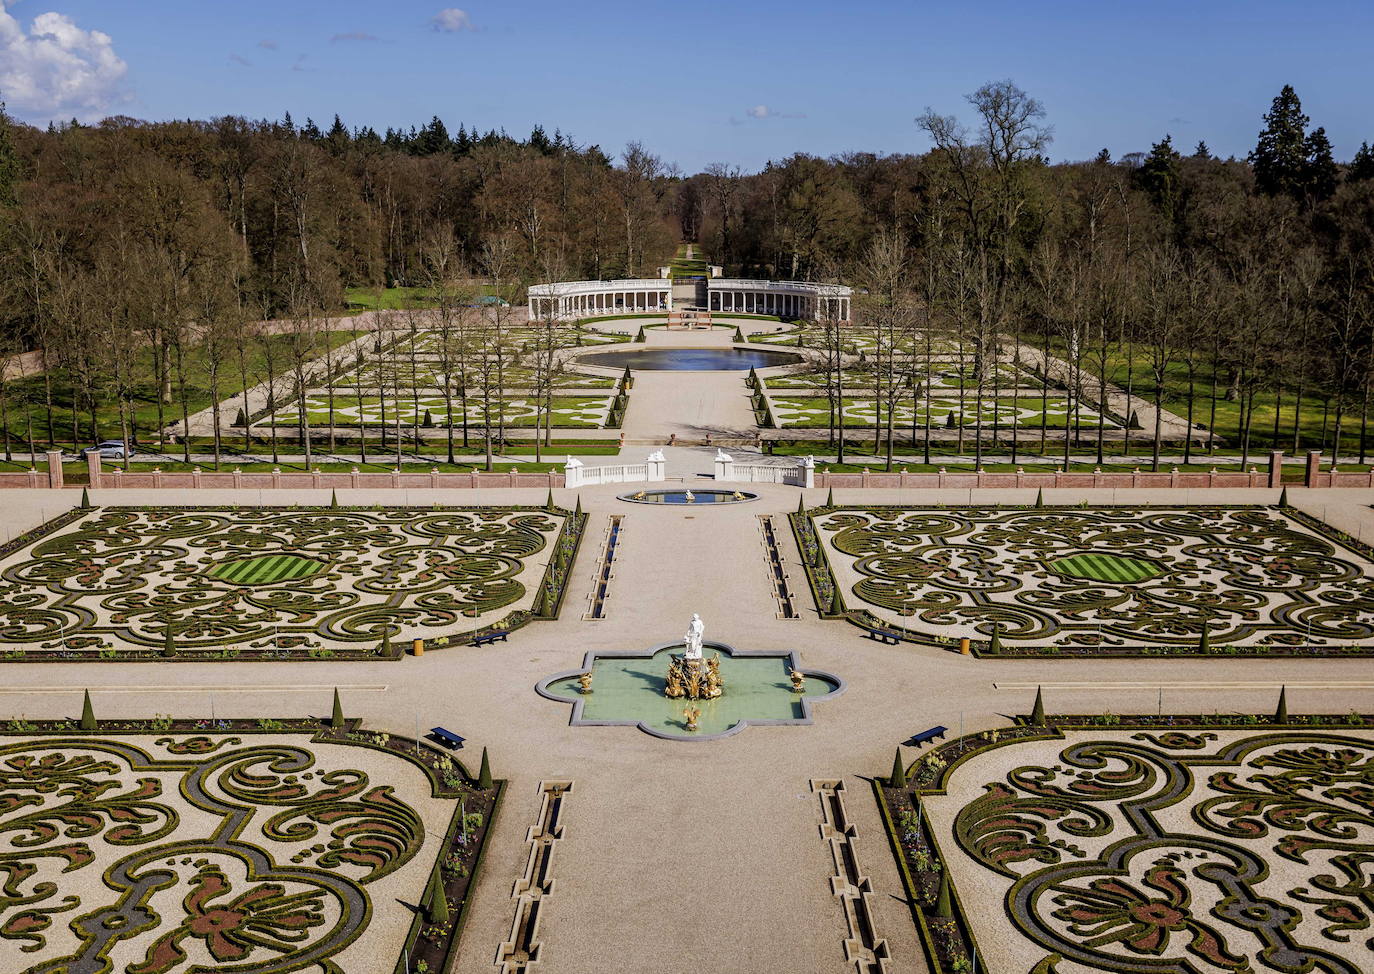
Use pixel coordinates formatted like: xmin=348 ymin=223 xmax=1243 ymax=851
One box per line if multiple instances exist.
xmin=876 ymin=710 xmax=1374 ymax=974
xmin=792 ymin=503 xmax=1374 ymax=658
xmin=0 ymin=712 xmax=502 ymax=974
xmin=0 ymin=502 xmax=586 ymax=663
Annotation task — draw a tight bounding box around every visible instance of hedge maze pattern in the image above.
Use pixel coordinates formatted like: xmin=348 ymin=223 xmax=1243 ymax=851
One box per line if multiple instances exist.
xmin=0 ymin=506 xmax=576 ymax=659
xmin=919 ymin=729 xmax=1374 ymax=974
xmin=809 ymin=506 xmax=1374 ymax=651
xmin=0 ymin=733 xmax=458 ymax=974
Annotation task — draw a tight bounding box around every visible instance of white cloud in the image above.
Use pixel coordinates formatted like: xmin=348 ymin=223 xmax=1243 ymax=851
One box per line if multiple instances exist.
xmin=431 ymin=8 xmax=474 ymax=32
xmin=0 ymin=3 xmax=129 ymax=120
xmin=732 ymin=104 xmax=806 ymax=125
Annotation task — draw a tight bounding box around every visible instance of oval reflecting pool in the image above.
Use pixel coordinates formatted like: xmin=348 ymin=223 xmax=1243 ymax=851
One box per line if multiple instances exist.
xmin=576 ymin=348 xmax=801 ymax=371
xmin=618 ymin=489 xmax=758 ymax=505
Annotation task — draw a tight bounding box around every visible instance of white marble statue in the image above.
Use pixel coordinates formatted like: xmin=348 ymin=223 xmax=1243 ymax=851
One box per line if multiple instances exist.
xmin=684 ymin=613 xmax=705 ymax=660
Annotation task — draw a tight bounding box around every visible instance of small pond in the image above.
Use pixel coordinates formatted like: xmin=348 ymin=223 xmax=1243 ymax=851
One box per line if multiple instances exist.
xmin=618 ymin=489 xmax=757 ymax=505
xmin=576 ymin=348 xmax=802 ymax=371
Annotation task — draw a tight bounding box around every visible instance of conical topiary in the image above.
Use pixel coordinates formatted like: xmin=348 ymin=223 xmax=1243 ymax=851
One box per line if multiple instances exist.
xmin=934 ymin=872 xmax=953 ymax=918
xmin=330 ymin=688 xmax=344 ymax=729
xmin=330 ymin=488 xmax=338 ymax=508
xmin=574 ymin=495 xmax=583 ymax=517
xmin=1034 ymin=487 xmax=1044 ymax=509
xmin=425 ymin=867 xmax=449 ymax=924
xmin=162 ymin=624 xmax=176 ymax=659
xmin=80 ymin=487 xmax=91 ymax=509
xmin=477 ymin=747 xmax=493 ymax=789
xmin=797 ymin=493 xmax=806 ymax=515
xmin=989 ymin=624 xmax=1002 ymax=654
xmin=1030 ymin=686 xmax=1045 ymax=726
xmin=380 ymin=630 xmax=392 ymax=657
xmin=234 ymin=408 xmax=248 ymax=427
xmin=545 ymin=488 xmax=555 ymax=512
xmin=826 ymin=487 xmax=834 ymax=508
xmin=1199 ymin=620 xmax=1210 ymax=653
xmin=830 ymin=586 xmax=844 ymax=616
xmin=1278 ymin=486 xmax=1289 ymax=508
xmin=80 ymin=690 xmax=96 ymax=730
xmin=1275 ymin=686 xmax=1288 ymax=724
xmin=889 ymin=747 xmax=907 ymax=788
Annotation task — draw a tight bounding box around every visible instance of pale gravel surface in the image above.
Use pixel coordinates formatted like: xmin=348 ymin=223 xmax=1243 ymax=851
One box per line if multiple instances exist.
xmin=0 ymin=485 xmax=1372 ymax=973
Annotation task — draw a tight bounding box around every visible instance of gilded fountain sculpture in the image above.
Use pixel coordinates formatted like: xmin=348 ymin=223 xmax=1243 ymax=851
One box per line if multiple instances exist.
xmin=664 ymin=613 xmax=724 ymax=700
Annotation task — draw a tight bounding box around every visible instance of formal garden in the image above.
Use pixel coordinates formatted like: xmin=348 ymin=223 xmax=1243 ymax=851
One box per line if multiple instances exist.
xmin=768 ymin=395 xmax=1114 ymax=430
xmin=0 ymin=704 xmax=499 ymax=974
xmin=879 ymin=708 xmax=1374 ymax=974
xmin=0 ymin=502 xmax=585 ymax=662
xmin=792 ymin=503 xmax=1374 ymax=657
xmin=265 ymin=393 xmax=618 ymax=429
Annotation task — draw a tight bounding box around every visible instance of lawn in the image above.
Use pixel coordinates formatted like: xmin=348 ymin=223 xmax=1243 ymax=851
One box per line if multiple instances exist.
xmin=1042 ymin=333 xmax=1372 ymax=454
xmin=768 ymin=396 xmax=1115 ymax=429
xmin=0 ymin=330 xmax=359 ymax=450
xmin=266 ymin=394 xmax=615 ymax=429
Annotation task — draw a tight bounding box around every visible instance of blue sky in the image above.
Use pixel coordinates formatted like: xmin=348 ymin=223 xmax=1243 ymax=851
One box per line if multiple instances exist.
xmin=2 ymin=0 xmax=1371 ymax=172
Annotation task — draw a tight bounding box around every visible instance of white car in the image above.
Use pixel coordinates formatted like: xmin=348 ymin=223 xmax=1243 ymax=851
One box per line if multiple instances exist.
xmin=81 ymin=441 xmax=131 ymax=460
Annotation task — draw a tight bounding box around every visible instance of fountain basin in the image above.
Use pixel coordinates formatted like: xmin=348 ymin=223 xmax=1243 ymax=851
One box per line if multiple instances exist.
xmin=618 ymin=489 xmax=757 ymax=505
xmin=576 ymin=348 xmax=802 ymax=371
xmin=536 ymin=641 xmax=844 ymax=741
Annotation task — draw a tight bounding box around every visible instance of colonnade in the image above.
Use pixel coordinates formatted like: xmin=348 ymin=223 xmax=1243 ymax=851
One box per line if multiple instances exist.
xmin=527 ymin=278 xmax=852 ymax=322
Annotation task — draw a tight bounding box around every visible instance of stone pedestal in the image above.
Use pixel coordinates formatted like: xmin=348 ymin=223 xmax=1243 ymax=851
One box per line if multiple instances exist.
xmin=664 ymin=653 xmax=723 ymax=700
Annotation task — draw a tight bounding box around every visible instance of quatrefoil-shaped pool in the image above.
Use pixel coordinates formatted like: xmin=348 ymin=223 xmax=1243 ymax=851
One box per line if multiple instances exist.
xmin=537 ymin=641 xmax=844 ymax=741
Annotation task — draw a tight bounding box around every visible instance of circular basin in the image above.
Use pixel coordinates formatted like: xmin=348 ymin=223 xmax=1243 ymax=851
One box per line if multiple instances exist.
xmin=576 ymin=348 xmax=801 ymax=371
xmin=618 ymin=489 xmax=757 ymax=505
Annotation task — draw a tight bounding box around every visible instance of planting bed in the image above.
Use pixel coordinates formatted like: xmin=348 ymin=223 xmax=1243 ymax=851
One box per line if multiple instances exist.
xmin=0 ymin=719 xmax=499 ymax=974
xmin=880 ymin=717 xmax=1374 ymax=974
xmin=0 ymin=504 xmax=585 ymax=661
xmin=794 ymin=505 xmax=1374 ymax=655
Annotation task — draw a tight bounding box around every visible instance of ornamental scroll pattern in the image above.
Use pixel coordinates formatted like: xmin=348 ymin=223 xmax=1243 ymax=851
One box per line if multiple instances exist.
xmin=0 ymin=737 xmax=427 ymax=973
xmin=816 ymin=507 xmax=1374 ymax=648
xmin=0 ymin=507 xmax=564 ymax=654
xmin=951 ymin=731 xmax=1374 ymax=973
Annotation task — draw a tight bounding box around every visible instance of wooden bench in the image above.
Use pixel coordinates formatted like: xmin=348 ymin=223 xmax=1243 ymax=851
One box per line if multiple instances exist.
xmin=471 ymin=631 xmax=508 ymax=647
xmin=904 ymin=725 xmax=949 ymax=748
xmin=860 ymin=624 xmax=900 ymax=645
xmin=429 ymin=727 xmax=466 ymax=750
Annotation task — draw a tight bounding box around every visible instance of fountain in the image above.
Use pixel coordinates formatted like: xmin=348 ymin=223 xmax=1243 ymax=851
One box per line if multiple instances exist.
xmin=663 ymin=613 xmax=723 ymax=699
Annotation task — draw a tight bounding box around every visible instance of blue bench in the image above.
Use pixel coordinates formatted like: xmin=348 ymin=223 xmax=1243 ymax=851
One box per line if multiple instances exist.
xmin=861 ymin=624 xmax=900 ymax=645
xmin=905 ymin=725 xmax=948 ymax=748
xmin=429 ymin=727 xmax=466 ymax=750
xmin=471 ymin=631 xmax=508 ymax=647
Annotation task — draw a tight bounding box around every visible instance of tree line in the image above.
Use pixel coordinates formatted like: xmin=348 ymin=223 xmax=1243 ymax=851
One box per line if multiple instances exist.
xmin=0 ymin=81 xmax=1371 ymax=467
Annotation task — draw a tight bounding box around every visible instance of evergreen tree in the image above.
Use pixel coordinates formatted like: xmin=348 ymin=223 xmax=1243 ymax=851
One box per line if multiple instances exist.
xmin=415 ymin=116 xmax=450 ymax=155
xmin=330 ymin=688 xmax=344 ymax=729
xmin=528 ymin=124 xmax=553 ymax=155
xmin=1303 ymin=127 xmax=1338 ymax=202
xmin=0 ymin=101 xmax=18 ymax=208
xmin=80 ymin=690 xmax=96 ymax=730
xmin=1251 ymin=85 xmax=1310 ymax=198
xmin=326 ymin=114 xmax=350 ymax=155
xmin=1192 ymin=141 xmax=1212 ymax=160
xmin=1275 ymin=685 xmax=1288 ymax=723
xmin=1350 ymin=141 xmax=1374 ymax=183
xmin=477 ymin=747 xmax=493 ymax=789
xmin=425 ymin=867 xmax=449 ymax=923
xmin=1135 ymin=135 xmax=1184 ymax=226
xmin=934 ymin=872 xmax=953 ymax=918
xmin=1093 ymin=147 xmax=1112 ymax=165
xmin=889 ymin=748 xmax=907 ymax=788
xmin=1030 ymin=686 xmax=1045 ymax=726
xmin=453 ymin=124 xmax=472 ymax=155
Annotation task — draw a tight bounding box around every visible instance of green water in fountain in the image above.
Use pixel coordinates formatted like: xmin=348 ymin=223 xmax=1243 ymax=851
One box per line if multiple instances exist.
xmin=547 ymin=646 xmax=836 ymax=737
